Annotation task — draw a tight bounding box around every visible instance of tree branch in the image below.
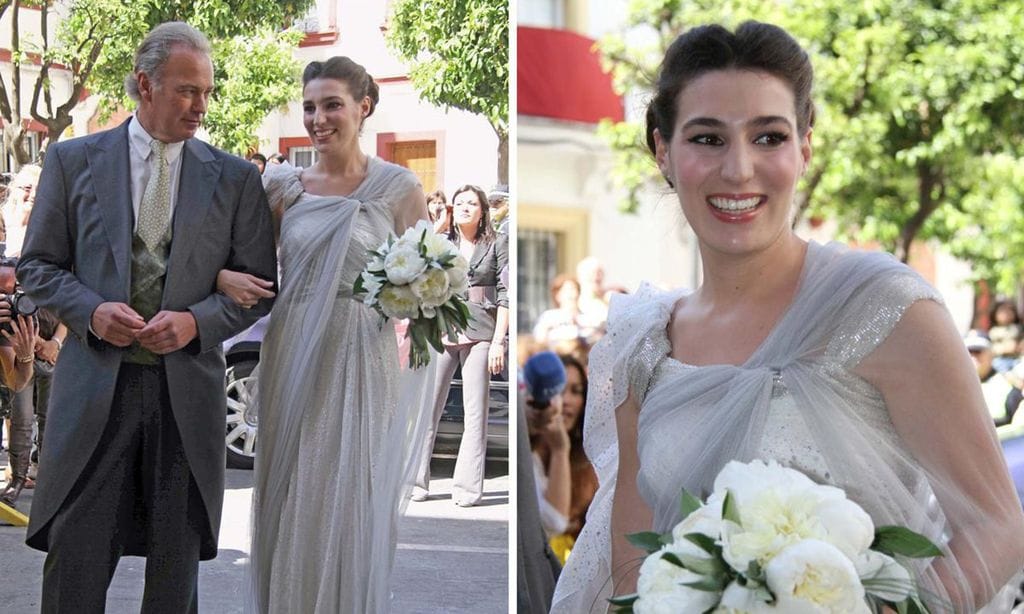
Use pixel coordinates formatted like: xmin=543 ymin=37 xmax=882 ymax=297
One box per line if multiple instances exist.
xmin=897 ymin=162 xmax=942 ymax=262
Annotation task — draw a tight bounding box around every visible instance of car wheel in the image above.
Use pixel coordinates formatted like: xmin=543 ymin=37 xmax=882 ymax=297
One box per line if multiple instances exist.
xmin=226 ymin=358 xmax=259 ymax=469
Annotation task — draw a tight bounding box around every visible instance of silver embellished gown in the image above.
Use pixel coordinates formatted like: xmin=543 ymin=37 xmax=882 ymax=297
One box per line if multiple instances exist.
xmin=551 ymin=241 xmax=1023 ymax=613
xmin=248 ymin=161 xmax=435 ymax=613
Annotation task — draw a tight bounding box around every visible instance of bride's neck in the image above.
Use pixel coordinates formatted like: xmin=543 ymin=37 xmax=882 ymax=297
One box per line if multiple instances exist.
xmin=316 ymin=146 xmax=366 ymax=178
xmin=696 ymin=234 xmax=807 ymax=307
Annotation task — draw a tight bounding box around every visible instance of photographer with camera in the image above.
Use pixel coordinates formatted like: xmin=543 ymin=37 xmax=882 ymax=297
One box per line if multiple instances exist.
xmin=0 ymin=300 xmax=40 ymax=507
xmin=524 ymin=351 xmax=572 ymax=536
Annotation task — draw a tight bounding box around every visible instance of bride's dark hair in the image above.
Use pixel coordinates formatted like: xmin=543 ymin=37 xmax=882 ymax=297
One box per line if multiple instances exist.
xmin=645 ymin=21 xmax=815 ymax=162
xmin=303 ymin=57 xmax=380 ymax=123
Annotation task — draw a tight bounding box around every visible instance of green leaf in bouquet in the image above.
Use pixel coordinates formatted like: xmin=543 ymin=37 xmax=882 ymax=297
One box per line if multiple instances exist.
xmin=626 ymin=531 xmax=665 ymax=554
xmin=722 ymin=490 xmax=742 ymax=526
xmin=872 ymin=526 xmax=943 ymax=559
xmin=660 ymin=551 xmax=686 ymax=569
xmin=894 ymin=596 xmax=931 ymax=614
xmin=682 ymin=532 xmax=717 ymax=555
xmin=682 ymin=574 xmax=727 ymax=593
xmin=744 ymin=560 xmax=766 ymax=583
xmin=441 ymin=302 xmax=470 ymax=331
xmin=668 ymin=550 xmax=727 ymax=578
xmin=679 ymin=488 xmax=703 ymax=519
xmin=353 ymin=275 xmax=365 ymax=296
xmin=607 ymin=592 xmax=638 ymax=610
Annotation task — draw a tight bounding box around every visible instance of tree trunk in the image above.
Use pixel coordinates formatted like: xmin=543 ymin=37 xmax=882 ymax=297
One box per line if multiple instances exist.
xmin=896 ymin=163 xmax=942 ymax=262
xmin=496 ymin=130 xmax=508 ymax=186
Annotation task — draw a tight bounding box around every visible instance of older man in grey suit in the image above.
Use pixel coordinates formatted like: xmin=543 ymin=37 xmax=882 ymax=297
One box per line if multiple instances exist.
xmin=17 ymin=22 xmax=276 ymax=613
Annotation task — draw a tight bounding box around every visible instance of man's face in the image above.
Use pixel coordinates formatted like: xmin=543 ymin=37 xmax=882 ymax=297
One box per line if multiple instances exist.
xmin=137 ymin=47 xmax=214 ymax=143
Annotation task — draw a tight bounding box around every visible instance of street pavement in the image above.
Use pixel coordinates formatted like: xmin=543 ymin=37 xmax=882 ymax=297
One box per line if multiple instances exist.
xmin=0 ymin=455 xmax=509 ymax=613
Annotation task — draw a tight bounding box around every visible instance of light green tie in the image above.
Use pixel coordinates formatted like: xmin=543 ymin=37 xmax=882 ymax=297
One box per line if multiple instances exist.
xmin=137 ymin=139 xmax=170 ymax=249
xmin=125 ymin=139 xmax=173 ymax=364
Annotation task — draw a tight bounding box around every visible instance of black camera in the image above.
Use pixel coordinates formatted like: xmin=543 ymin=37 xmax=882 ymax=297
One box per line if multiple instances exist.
xmin=0 ymin=256 xmax=37 ymax=335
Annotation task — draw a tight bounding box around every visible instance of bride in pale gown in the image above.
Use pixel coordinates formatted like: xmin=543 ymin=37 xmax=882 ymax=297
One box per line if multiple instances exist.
xmin=218 ymin=57 xmax=434 ymax=613
xmin=551 ymin=22 xmax=1024 ymax=613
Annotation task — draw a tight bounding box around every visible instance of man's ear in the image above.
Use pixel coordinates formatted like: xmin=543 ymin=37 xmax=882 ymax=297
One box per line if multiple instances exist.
xmin=137 ymin=72 xmax=153 ymax=104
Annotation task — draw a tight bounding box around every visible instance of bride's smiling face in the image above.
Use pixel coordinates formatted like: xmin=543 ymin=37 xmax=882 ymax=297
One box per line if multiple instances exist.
xmin=655 ymin=69 xmax=811 ymax=258
xmin=302 ymin=78 xmax=370 ymax=153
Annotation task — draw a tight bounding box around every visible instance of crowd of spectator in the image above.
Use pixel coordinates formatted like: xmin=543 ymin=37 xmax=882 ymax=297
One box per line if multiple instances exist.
xmin=966 ymin=299 xmax=1024 ymax=431
xmin=0 ymin=164 xmax=65 ymax=509
xmin=519 ymin=255 xmax=624 ymax=564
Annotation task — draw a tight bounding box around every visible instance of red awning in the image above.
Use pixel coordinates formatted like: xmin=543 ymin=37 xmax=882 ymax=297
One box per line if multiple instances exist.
xmin=518 ymin=26 xmax=624 ymax=124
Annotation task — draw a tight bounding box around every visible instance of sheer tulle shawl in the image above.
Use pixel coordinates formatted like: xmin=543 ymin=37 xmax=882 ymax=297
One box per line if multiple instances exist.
xmin=551 ymin=241 xmax=1024 ymax=613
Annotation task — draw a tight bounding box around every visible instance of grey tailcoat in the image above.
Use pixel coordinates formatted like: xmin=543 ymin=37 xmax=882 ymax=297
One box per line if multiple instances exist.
xmin=17 ymin=120 xmax=277 ymax=559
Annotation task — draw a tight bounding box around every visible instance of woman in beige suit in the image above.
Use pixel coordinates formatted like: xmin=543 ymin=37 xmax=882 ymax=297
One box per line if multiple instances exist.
xmin=413 ymin=184 xmax=509 ymax=506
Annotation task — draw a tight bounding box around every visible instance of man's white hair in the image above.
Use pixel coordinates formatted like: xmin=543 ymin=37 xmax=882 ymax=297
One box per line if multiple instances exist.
xmin=124 ymin=22 xmax=211 ymax=102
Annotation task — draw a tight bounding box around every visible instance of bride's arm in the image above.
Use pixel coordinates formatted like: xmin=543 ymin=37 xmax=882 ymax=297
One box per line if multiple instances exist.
xmin=393 ymin=183 xmax=429 ymax=234
xmin=854 ymin=299 xmax=1024 ymax=609
xmin=610 ymin=392 xmax=653 ymax=597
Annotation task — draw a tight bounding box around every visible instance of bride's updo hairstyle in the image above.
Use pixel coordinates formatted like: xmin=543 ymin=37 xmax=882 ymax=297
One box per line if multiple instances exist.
xmin=645 ymin=21 xmax=815 ymax=166
xmin=302 ymin=56 xmax=380 ymax=126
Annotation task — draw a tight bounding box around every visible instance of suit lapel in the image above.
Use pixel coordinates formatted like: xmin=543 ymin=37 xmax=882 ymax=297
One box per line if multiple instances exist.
xmin=164 ymin=138 xmax=220 ymax=294
xmin=469 ymin=239 xmax=489 ymax=272
xmin=86 ymin=121 xmax=133 ymax=297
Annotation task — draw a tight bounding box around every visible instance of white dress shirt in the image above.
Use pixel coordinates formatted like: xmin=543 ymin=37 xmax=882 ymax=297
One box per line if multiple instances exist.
xmin=127 ymin=116 xmax=184 ymax=232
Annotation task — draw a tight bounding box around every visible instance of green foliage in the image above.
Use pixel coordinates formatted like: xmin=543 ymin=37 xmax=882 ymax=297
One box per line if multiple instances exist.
xmin=203 ymin=28 xmax=303 ymax=154
xmin=598 ymin=0 xmax=1024 ymax=291
xmin=386 ymin=0 xmax=508 ymax=137
xmin=3 ymin=0 xmax=312 ymax=157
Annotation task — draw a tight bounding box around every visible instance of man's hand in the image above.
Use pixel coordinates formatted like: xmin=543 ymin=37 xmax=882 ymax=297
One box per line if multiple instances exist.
xmin=91 ymin=302 xmax=146 ymax=347
xmin=136 ymin=310 xmax=198 ymax=354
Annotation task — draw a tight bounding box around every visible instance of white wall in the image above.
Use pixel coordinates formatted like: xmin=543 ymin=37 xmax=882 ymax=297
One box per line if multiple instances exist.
xmin=519 ymin=117 xmax=698 ymax=292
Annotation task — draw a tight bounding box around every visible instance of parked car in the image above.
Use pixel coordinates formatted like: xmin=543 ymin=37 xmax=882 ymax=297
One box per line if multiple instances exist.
xmin=432 ymin=364 xmax=509 ymax=459
xmin=223 ymin=318 xmax=266 ymax=469
xmin=222 ymin=319 xmax=509 ymax=469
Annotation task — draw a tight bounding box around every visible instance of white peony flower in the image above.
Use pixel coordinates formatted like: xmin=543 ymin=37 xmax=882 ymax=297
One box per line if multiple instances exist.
xmin=360 ymin=271 xmax=384 ymax=305
xmin=377 ymin=284 xmax=420 ymax=319
xmin=446 ymin=258 xmax=470 ymax=295
xmin=410 ymin=267 xmax=451 ymax=308
xmin=855 ymin=549 xmax=914 ymax=603
xmin=634 ymin=544 xmax=720 ymax=614
xmin=670 ymin=493 xmax=725 ymax=555
xmin=764 ymin=539 xmax=870 ymax=614
xmin=367 ymin=251 xmax=386 ymax=273
xmin=384 ymin=244 xmax=428 ymax=286
xmin=717 ymin=580 xmax=774 ymax=613
xmin=714 ymin=460 xmax=874 ymax=572
xmin=420 ymin=226 xmax=455 ymax=260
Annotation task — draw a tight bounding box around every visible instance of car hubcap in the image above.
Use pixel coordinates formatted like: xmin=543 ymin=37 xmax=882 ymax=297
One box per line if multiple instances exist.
xmin=226 ymin=369 xmax=258 ymax=457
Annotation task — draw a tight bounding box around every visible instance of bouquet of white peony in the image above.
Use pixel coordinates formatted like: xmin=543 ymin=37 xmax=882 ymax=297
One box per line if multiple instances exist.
xmin=611 ymin=459 xmax=943 ymax=614
xmin=354 ymin=220 xmax=471 ymax=368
